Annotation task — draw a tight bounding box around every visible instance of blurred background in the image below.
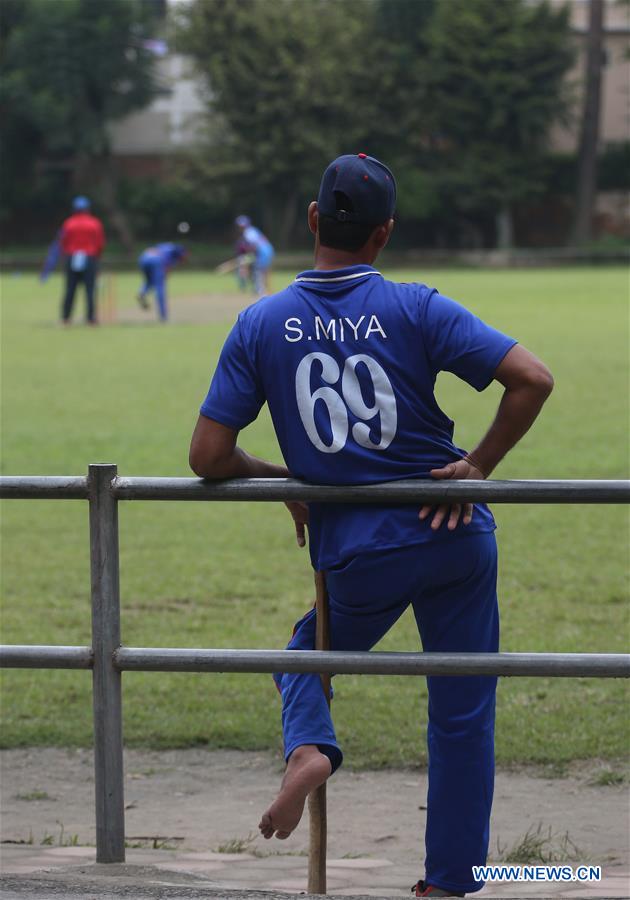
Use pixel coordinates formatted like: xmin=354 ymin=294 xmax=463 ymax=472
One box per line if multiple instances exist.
xmin=1 ymin=0 xmax=629 ymax=266
xmin=1 ymin=0 xmax=628 ymax=786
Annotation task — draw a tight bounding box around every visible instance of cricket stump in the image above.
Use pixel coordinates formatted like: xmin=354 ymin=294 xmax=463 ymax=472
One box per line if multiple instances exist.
xmin=101 ymin=272 xmax=117 ymax=324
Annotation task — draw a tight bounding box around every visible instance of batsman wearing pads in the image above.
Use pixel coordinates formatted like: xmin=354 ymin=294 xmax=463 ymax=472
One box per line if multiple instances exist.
xmin=190 ymin=154 xmax=553 ymax=897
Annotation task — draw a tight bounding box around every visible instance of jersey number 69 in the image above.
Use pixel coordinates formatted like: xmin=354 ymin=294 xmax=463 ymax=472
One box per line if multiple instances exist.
xmin=295 ymin=352 xmax=397 ymax=453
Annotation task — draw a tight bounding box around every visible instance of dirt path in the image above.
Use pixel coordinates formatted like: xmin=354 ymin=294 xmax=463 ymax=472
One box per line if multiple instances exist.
xmin=2 ymin=748 xmax=628 ymax=872
xmin=116 ymin=292 xmax=254 ymax=326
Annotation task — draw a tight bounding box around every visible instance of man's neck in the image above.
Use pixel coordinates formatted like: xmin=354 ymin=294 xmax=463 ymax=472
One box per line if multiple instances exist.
xmin=313 ymin=245 xmax=378 ymax=272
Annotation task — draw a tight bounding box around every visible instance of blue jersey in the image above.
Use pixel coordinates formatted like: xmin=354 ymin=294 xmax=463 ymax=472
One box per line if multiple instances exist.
xmin=139 ymin=243 xmax=184 ymax=269
xmin=243 ymin=225 xmax=273 ymax=263
xmin=200 ymin=264 xmax=516 ymax=569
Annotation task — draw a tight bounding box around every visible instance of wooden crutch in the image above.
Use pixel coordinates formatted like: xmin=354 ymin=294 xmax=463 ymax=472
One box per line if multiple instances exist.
xmin=307 ymin=569 xmax=331 ymax=894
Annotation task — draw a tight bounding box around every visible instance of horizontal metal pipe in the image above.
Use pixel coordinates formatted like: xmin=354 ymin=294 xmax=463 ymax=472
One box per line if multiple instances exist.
xmin=114 ymin=648 xmax=630 ymax=678
xmin=3 ymin=644 xmax=627 ymax=677
xmin=112 ymin=477 xmax=630 ymax=504
xmin=1 ymin=475 xmax=628 ymax=504
xmin=0 ymin=645 xmax=93 ymax=669
xmin=0 ymin=476 xmax=89 ymax=500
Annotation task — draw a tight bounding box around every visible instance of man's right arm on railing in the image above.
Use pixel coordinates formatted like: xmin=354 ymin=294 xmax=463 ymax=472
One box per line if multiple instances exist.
xmin=189 ymin=416 xmax=287 ymax=480
xmin=189 ymin=416 xmax=309 ymax=548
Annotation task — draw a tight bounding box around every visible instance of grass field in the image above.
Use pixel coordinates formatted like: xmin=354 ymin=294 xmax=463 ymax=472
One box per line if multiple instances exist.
xmin=1 ymin=265 xmax=628 ymax=769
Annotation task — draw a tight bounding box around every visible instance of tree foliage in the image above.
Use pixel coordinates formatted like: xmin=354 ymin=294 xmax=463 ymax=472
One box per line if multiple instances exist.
xmin=179 ymin=0 xmax=382 ymax=244
xmin=427 ymin=0 xmax=574 ymax=223
xmin=1 ymin=0 xmax=578 ymax=248
xmin=0 ymin=0 xmax=161 ymax=238
xmin=179 ymin=0 xmax=575 ymax=248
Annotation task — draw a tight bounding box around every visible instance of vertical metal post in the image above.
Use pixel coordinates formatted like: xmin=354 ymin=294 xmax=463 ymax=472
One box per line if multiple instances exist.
xmin=89 ymin=464 xmax=125 ymax=863
xmin=308 ymin=570 xmax=331 ymax=894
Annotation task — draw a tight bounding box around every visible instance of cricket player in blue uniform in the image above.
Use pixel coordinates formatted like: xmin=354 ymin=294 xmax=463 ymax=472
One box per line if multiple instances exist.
xmin=235 ymin=215 xmax=275 ymax=296
xmin=190 ymin=154 xmax=553 ymax=897
xmin=137 ymin=242 xmax=187 ymax=321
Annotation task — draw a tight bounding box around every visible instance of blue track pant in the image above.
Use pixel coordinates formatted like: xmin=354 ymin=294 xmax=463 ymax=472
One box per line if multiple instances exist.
xmin=273 ymin=532 xmax=498 ymax=895
xmin=139 ymin=259 xmax=168 ymax=320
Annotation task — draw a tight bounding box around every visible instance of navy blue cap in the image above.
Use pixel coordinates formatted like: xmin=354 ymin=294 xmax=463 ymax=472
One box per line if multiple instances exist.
xmin=317 ymin=153 xmax=396 ymax=226
xmin=72 ymin=195 xmax=90 ymax=211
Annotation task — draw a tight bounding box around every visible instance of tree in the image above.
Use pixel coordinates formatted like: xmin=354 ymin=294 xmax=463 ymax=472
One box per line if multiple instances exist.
xmin=0 ymin=0 xmax=162 ymax=246
xmin=178 ymin=0 xmax=576 ymax=250
xmin=364 ymin=0 xmax=437 ymax=162
xmin=178 ymin=0 xmax=380 ymax=248
xmin=360 ymin=1 xmax=449 ymax=239
xmin=426 ymin=0 xmax=575 ymax=248
xmin=573 ymin=0 xmax=605 ymax=244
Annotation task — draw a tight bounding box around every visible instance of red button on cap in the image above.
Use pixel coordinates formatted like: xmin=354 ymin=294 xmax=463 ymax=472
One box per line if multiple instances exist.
xmin=358 ymin=153 xmax=367 ymax=159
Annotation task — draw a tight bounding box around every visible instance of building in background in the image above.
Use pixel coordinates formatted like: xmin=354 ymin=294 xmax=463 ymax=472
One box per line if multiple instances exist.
xmin=550 ymin=0 xmax=630 ymax=241
xmin=550 ymin=0 xmax=629 ymax=152
xmin=109 ymin=54 xmax=206 ymax=179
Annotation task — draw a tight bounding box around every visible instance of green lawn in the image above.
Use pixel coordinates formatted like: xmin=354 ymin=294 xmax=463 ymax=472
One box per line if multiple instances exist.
xmin=1 ymin=265 xmax=628 ymax=768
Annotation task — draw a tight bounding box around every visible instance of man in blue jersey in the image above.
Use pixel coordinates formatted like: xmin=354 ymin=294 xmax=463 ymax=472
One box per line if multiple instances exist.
xmin=137 ymin=242 xmax=187 ymax=321
xmin=190 ymin=154 xmax=553 ymax=898
xmin=235 ymin=215 xmax=274 ymax=296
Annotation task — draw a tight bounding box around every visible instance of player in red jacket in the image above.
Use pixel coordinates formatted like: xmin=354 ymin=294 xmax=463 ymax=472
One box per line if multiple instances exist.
xmin=59 ymin=196 xmax=105 ymax=325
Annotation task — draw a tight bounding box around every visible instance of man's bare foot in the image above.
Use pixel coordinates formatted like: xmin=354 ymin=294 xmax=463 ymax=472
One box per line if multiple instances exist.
xmin=259 ymin=745 xmax=332 ymax=840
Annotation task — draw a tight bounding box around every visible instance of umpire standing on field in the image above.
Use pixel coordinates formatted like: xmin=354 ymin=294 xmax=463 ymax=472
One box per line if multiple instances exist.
xmin=59 ymin=196 xmax=105 ymax=326
xmin=189 ymin=153 xmax=553 ymax=898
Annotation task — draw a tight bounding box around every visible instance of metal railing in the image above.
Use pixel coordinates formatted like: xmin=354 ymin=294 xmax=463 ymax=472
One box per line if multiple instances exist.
xmin=1 ymin=464 xmax=629 ymax=870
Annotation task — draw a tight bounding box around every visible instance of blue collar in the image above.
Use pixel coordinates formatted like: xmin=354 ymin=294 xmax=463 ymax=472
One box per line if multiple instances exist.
xmin=295 ymin=264 xmax=382 ymax=284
